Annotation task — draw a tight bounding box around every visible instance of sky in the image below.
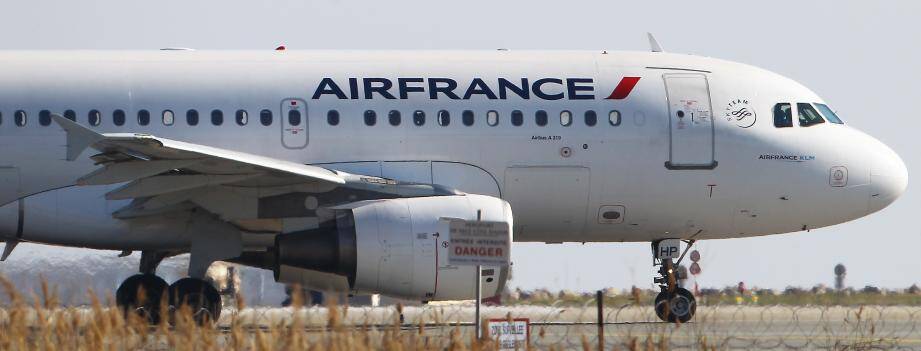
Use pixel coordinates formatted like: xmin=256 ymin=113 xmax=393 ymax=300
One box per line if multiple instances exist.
xmin=0 ymin=0 xmax=918 ymax=293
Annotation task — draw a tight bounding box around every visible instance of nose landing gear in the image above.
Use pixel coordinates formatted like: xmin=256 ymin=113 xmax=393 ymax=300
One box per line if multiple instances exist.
xmin=651 ymin=239 xmax=697 ymax=323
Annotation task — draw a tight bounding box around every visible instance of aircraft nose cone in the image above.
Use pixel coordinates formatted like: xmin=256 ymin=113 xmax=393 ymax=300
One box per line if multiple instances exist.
xmin=868 ymin=144 xmax=908 ymax=213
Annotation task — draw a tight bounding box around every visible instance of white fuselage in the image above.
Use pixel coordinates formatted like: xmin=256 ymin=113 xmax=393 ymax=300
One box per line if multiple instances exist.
xmin=0 ymin=50 xmax=907 ymax=250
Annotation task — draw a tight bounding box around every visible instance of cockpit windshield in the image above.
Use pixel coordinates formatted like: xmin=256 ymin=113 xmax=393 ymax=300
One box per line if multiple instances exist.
xmin=773 ymin=103 xmax=792 ymax=128
xmin=814 ymin=103 xmax=844 ymax=124
xmin=797 ymin=103 xmax=825 ymax=127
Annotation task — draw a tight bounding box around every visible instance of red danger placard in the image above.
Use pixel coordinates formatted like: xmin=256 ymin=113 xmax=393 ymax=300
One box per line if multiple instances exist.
xmin=446 ymin=219 xmax=511 ymax=267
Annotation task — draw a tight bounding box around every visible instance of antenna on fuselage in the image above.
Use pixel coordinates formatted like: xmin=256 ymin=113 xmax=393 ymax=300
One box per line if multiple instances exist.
xmin=647 ymin=32 xmax=664 ymax=53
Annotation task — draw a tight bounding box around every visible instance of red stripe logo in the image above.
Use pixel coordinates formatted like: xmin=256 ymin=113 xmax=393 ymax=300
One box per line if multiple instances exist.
xmin=605 ymin=77 xmax=641 ymax=100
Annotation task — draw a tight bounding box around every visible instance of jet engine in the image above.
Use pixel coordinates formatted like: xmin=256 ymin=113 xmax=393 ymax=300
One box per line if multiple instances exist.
xmin=273 ymin=194 xmax=513 ymax=301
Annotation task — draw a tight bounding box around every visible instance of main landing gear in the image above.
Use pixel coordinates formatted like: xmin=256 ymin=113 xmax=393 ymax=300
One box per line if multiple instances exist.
xmin=651 ymin=239 xmax=696 ymax=323
xmin=115 ymin=251 xmax=222 ymax=325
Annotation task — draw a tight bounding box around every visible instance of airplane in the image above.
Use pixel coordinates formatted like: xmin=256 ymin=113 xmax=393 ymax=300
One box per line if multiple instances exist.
xmin=0 ymin=40 xmax=907 ymax=324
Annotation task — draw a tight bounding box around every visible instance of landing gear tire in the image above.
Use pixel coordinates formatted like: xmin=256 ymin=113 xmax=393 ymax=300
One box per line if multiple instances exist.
xmin=651 ymin=239 xmax=697 ymax=323
xmin=116 ymin=273 xmax=168 ymax=324
xmin=168 ymin=278 xmax=222 ymax=325
xmin=655 ymin=287 xmax=696 ymax=323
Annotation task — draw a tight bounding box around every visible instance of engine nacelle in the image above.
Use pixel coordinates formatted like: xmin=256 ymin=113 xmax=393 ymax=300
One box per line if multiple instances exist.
xmin=274 ymin=194 xmax=513 ymax=301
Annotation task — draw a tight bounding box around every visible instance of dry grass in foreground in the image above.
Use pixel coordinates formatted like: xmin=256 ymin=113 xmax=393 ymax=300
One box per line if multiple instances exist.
xmin=5 ymin=276 xmax=900 ymax=350
xmin=0 ymin=279 xmax=526 ymax=351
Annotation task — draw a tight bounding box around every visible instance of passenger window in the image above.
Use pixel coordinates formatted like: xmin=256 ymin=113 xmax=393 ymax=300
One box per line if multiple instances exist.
xmin=773 ymin=103 xmax=792 ymax=128
xmin=437 ymin=110 xmax=450 ymax=126
xmin=535 ymin=110 xmax=548 ymax=126
xmin=0 ymin=112 xmax=3 ymax=125
xmin=64 ymin=110 xmax=76 ymax=122
xmin=797 ymin=103 xmax=824 ymax=127
xmin=186 ymin=109 xmax=199 ymax=126
xmin=388 ymin=110 xmax=401 ymax=126
xmin=511 ymin=110 xmax=523 ymax=126
xmin=138 ymin=110 xmax=150 ymax=126
xmin=260 ymin=109 xmax=273 ymax=126
xmin=608 ymin=110 xmax=621 ymax=126
xmin=163 ymin=110 xmax=175 ymax=125
xmin=113 ymin=109 xmax=126 ymax=126
xmin=327 ymin=110 xmax=339 ymax=126
xmin=462 ymin=110 xmax=474 ymax=126
xmin=88 ymin=110 xmax=102 ymax=126
xmin=288 ymin=109 xmax=301 ymax=126
xmin=584 ymin=110 xmax=597 ymax=126
xmin=364 ymin=110 xmax=377 ymax=126
xmin=560 ymin=110 xmax=572 ymax=126
xmin=413 ymin=110 xmax=425 ymax=126
xmin=487 ymin=110 xmax=499 ymax=126
xmin=815 ymin=103 xmax=843 ymax=124
xmin=14 ymin=110 xmax=26 ymax=127
xmin=236 ymin=110 xmax=248 ymax=126
xmin=211 ymin=110 xmax=223 ymax=126
xmin=39 ymin=110 xmax=51 ymax=126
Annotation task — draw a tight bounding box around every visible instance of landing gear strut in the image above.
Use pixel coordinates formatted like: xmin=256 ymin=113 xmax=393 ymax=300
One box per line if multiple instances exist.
xmin=651 ymin=239 xmax=696 ymax=323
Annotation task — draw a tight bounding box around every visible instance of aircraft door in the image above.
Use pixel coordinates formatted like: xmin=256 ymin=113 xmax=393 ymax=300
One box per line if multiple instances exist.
xmin=281 ymin=98 xmax=308 ymax=149
xmin=663 ymin=74 xmax=716 ymax=169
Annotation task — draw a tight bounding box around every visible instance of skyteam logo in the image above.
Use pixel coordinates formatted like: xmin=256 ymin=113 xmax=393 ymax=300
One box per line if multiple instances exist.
xmin=724 ymin=98 xmax=757 ymax=128
xmin=310 ymin=77 xmax=641 ymax=101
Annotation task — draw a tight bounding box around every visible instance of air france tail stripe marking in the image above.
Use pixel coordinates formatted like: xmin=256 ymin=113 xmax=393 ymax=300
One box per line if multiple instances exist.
xmin=605 ymin=77 xmax=641 ymax=100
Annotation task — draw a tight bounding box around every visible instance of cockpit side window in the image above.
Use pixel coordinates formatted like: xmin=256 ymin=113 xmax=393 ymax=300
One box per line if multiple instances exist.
xmin=773 ymin=103 xmax=792 ymax=128
xmin=797 ymin=103 xmax=825 ymax=127
xmin=814 ymin=103 xmax=843 ymax=124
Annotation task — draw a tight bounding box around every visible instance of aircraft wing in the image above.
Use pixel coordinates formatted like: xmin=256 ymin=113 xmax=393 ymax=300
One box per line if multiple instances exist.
xmin=52 ymin=115 xmax=456 ymax=225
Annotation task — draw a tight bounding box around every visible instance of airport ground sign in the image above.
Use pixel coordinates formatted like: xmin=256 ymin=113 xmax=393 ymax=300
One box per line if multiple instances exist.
xmin=446 ymin=219 xmax=510 ymax=267
xmin=487 ymin=318 xmax=529 ymax=350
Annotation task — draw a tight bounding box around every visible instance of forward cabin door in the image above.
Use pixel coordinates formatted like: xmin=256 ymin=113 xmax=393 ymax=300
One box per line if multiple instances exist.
xmin=281 ymin=98 xmax=308 ymax=149
xmin=663 ymin=74 xmax=716 ymax=169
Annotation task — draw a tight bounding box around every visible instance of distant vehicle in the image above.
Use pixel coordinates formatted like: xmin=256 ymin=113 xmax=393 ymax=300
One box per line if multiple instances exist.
xmin=0 ymin=43 xmax=906 ymax=323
